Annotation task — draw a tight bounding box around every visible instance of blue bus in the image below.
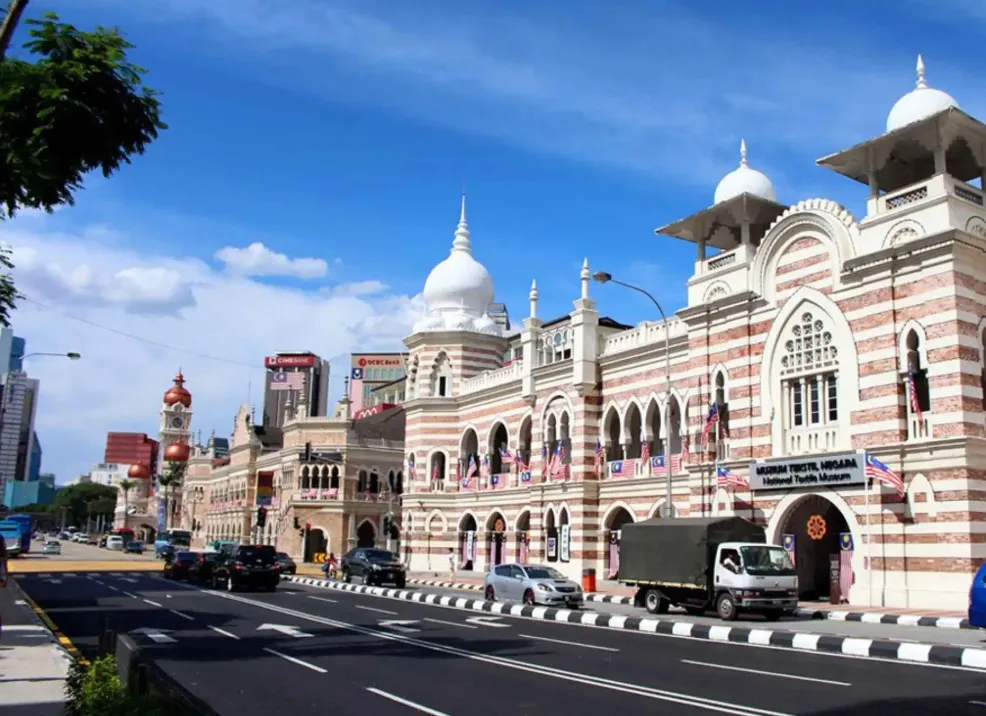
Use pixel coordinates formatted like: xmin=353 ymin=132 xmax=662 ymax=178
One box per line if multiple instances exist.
xmin=0 ymin=520 xmax=23 ymax=557
xmin=4 ymin=513 xmax=32 ymax=553
xmin=154 ymin=529 xmax=191 ymax=556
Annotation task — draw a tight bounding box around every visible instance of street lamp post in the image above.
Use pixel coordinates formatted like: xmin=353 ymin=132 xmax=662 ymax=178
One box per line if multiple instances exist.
xmin=592 ymin=272 xmax=675 ymax=519
xmin=0 ymin=351 xmax=82 ymax=492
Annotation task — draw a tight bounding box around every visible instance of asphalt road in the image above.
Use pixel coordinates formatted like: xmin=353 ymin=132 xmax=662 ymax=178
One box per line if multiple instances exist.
xmin=13 ymin=572 xmax=986 ymax=716
xmin=404 ymin=583 xmax=986 ymax=649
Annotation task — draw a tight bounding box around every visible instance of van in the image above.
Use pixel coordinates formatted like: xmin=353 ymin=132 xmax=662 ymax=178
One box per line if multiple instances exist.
xmin=105 ymin=535 xmax=124 ymax=551
xmin=970 ymin=563 xmax=986 ymax=628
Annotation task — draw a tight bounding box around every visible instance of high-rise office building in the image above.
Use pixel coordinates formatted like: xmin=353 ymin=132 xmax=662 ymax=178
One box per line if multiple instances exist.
xmin=0 ymin=372 xmax=39 ymax=499
xmin=104 ymin=432 xmax=160 ymax=472
xmin=261 ymin=352 xmax=330 ymax=429
xmin=348 ymin=353 xmax=406 ymax=413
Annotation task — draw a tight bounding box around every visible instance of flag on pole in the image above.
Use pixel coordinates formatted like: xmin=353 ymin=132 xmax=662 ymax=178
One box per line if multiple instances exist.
xmin=481 ymin=455 xmax=491 ymax=479
xmin=650 ymin=455 xmax=681 ymax=475
xmin=549 ymin=442 xmax=567 ymax=480
xmin=464 ymin=455 xmax=478 ymax=487
xmin=270 ymin=370 xmax=305 ymax=391
xmin=907 ymin=372 xmax=923 ymax=420
xmin=716 ymin=464 xmax=748 ymax=489
xmin=349 ymin=367 xmax=365 ymax=412
xmin=498 ymin=446 xmax=515 ymax=465
xmin=839 ymin=532 xmax=854 ymax=602
xmin=407 ymin=454 xmax=416 ymax=481
xmin=593 ymin=440 xmax=604 ymax=476
xmin=701 ymin=403 xmax=719 ymax=447
xmin=680 ymin=435 xmax=690 ymax=466
xmin=640 ymin=441 xmax=651 ymax=466
xmin=431 ymin=464 xmax=439 ymax=483
xmin=541 ymin=444 xmax=548 ymax=479
xmin=864 ymin=453 xmax=905 ymax=497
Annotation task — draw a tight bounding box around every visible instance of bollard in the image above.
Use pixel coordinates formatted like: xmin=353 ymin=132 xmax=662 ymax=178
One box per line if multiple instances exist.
xmin=582 ymin=567 xmax=596 ymax=593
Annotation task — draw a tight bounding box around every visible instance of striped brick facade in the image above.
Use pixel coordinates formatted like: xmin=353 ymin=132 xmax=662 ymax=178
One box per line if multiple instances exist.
xmin=404 ymin=165 xmax=986 ymax=610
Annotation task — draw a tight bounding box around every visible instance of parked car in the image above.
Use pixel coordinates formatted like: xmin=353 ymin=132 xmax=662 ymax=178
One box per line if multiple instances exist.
xmin=274 ymin=552 xmax=297 ymax=575
xmin=341 ymin=548 xmax=406 ymax=587
xmin=42 ymin=540 xmax=61 ymax=555
xmin=105 ymin=535 xmax=124 ymax=551
xmin=211 ymin=544 xmax=279 ymax=592
xmin=124 ymin=540 xmax=146 ymax=554
xmin=163 ymin=551 xmax=200 ymax=580
xmin=484 ymin=563 xmax=584 ymax=607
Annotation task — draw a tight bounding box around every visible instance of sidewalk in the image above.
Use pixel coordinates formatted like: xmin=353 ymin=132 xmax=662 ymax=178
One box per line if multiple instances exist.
xmin=0 ymin=584 xmax=70 ymax=716
xmin=295 ymin=563 xmax=969 ymax=624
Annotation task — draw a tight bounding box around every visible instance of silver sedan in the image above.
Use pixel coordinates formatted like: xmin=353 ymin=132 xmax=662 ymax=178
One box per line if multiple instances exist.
xmin=484 ymin=563 xmax=584 ymax=607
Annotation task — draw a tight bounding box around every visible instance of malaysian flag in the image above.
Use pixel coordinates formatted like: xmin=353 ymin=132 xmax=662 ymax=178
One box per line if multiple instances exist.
xmin=515 ymin=453 xmax=529 ymax=472
xmin=701 ymin=403 xmax=719 ymax=447
xmin=650 ymin=455 xmax=681 ymax=475
xmin=907 ymin=372 xmax=922 ymax=419
xmin=498 ymin=446 xmax=515 ymax=465
xmin=716 ymin=464 xmax=748 ymax=489
xmin=865 ymin=453 xmax=905 ymax=497
xmin=839 ymin=532 xmax=854 ymax=603
xmin=481 ymin=455 xmax=491 ymax=480
xmin=431 ymin=464 xmax=439 ymax=483
xmin=541 ymin=444 xmax=548 ymax=479
xmin=549 ymin=442 xmax=567 ymax=480
xmin=270 ymin=370 xmax=305 ymax=391
xmin=464 ymin=455 xmax=478 ymax=488
xmin=407 ymin=454 xmax=417 ymax=481
xmin=681 ymin=435 xmax=690 ymax=466
xmin=350 ymin=367 xmax=365 ymax=412
xmin=640 ymin=441 xmax=651 ymax=466
xmin=593 ymin=440 xmax=604 ymax=476
xmin=610 ymin=459 xmax=634 ymax=478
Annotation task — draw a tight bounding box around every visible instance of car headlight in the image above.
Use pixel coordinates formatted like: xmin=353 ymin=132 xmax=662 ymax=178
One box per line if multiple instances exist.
xmin=574 ymin=585 xmax=583 ymax=593
xmin=536 ymin=583 xmax=553 ymax=592
xmin=370 ymin=563 xmax=381 ymax=570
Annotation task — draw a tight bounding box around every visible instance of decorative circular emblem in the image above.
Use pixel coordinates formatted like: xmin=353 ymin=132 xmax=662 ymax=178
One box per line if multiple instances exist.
xmin=171 ymin=417 xmax=183 ymax=428
xmin=806 ymin=514 xmax=827 ymax=541
xmin=494 ymin=518 xmax=505 ymax=533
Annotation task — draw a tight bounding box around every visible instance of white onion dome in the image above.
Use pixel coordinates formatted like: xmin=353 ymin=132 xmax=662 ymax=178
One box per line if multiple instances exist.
xmin=414 ymin=195 xmax=499 ymax=335
xmin=713 ymin=139 xmax=777 ymax=204
xmin=886 ymin=55 xmax=959 ymax=133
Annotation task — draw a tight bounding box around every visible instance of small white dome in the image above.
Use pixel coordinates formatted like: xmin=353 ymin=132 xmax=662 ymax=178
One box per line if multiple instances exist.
xmin=886 ymin=55 xmax=958 ymax=133
xmin=713 ymin=139 xmax=776 ymax=204
xmin=413 ymin=195 xmax=499 ymax=335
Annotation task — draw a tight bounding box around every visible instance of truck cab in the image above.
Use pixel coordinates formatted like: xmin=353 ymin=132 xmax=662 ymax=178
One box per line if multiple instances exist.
xmin=711 ymin=541 xmax=799 ymax=620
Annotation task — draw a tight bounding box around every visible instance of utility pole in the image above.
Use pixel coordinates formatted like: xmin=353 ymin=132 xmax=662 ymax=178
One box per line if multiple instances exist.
xmin=0 ymin=0 xmax=30 ymax=62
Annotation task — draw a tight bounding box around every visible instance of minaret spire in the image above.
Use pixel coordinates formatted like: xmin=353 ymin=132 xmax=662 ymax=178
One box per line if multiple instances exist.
xmin=915 ymin=54 xmax=927 ymax=89
xmin=452 ymin=191 xmax=471 ymax=252
xmin=739 ymin=138 xmax=748 ymax=167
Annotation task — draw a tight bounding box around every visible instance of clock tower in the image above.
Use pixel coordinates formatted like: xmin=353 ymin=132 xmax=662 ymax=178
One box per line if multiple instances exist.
xmin=158 ymin=370 xmax=193 ymax=474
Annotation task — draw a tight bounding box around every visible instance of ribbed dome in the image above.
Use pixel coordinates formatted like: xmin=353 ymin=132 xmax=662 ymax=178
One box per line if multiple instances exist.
xmin=886 ymin=55 xmax=959 ymax=133
xmin=164 ymin=370 xmax=192 ymax=408
xmin=414 ymin=195 xmax=499 ymax=335
xmin=164 ymin=442 xmax=190 ymax=462
xmin=713 ymin=139 xmax=776 ymax=205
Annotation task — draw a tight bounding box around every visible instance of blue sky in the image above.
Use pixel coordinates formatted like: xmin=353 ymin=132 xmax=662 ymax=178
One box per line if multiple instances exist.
xmin=1 ymin=0 xmax=982 ymax=484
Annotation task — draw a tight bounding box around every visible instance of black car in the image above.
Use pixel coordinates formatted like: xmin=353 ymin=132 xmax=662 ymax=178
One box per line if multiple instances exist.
xmin=211 ymin=544 xmax=279 ymax=592
xmin=341 ymin=548 xmax=406 ymax=587
xmin=274 ymin=552 xmax=297 ymax=575
xmin=124 ymin=540 xmax=145 ymax=554
xmin=164 ymin=551 xmax=200 ymax=580
xmin=188 ymin=552 xmax=222 ymax=584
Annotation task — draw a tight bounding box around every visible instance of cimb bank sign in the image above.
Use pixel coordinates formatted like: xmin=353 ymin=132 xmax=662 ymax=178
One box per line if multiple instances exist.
xmin=748 ymin=451 xmax=865 ymax=491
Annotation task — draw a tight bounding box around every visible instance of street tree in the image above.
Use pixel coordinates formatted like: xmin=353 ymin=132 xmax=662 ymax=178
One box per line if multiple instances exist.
xmin=0 ymin=2 xmax=166 ymax=326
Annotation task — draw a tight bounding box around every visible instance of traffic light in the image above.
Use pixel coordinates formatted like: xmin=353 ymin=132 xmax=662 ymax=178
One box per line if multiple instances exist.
xmin=256 ymin=507 xmax=267 ymax=528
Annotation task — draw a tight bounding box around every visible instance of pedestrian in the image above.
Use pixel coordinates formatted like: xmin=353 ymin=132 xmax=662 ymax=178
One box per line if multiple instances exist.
xmin=448 ymin=547 xmax=456 ymax=580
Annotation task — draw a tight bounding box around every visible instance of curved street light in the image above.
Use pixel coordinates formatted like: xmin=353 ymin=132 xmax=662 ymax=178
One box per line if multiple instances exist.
xmin=593 ymin=271 xmax=675 ymax=519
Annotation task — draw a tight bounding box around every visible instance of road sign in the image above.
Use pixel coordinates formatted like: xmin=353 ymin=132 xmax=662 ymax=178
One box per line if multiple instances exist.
xmin=256 ymin=624 xmax=312 ymax=638
xmin=464 ymin=616 xmax=508 ymax=628
xmin=377 ymin=619 xmax=420 ymax=633
xmin=130 ymin=628 xmax=176 ymax=644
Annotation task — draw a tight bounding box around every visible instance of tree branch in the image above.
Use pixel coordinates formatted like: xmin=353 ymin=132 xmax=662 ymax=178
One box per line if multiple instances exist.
xmin=0 ymin=0 xmax=30 ymax=62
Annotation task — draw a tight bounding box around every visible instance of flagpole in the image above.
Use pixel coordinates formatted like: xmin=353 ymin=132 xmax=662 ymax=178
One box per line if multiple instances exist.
xmin=865 ymin=471 xmax=873 ymax=607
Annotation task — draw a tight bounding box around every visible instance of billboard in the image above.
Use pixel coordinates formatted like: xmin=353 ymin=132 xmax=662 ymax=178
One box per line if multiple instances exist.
xmin=265 ymin=354 xmax=316 ymax=368
xmin=256 ymin=470 xmax=274 ymax=506
xmin=354 ymin=404 xmax=397 ymax=420
xmin=355 ymin=356 xmax=403 ymax=368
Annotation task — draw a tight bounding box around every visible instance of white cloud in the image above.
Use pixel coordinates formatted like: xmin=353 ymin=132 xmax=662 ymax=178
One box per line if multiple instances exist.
xmin=329 ymin=280 xmax=388 ymax=298
xmin=1 ymin=216 xmax=420 ymax=483
xmin=214 ymin=241 xmax=328 ymax=279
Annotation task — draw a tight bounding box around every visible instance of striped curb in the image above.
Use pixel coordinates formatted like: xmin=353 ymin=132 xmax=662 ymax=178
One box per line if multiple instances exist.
xmin=403 ymin=577 xmax=973 ymax=630
xmin=285 ymin=576 xmax=986 ymax=669
xmin=7 ymin=577 xmax=87 ymax=664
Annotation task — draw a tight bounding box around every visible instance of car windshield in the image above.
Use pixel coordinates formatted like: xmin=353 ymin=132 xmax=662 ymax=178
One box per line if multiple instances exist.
xmin=176 ymin=552 xmax=199 ymax=561
xmin=740 ymin=546 xmax=796 ymax=576
xmin=238 ymin=546 xmax=275 ymax=559
xmin=276 ymin=552 xmax=290 ymax=559
xmin=362 ymin=549 xmax=397 ymax=561
xmin=524 ymin=567 xmax=567 ymax=580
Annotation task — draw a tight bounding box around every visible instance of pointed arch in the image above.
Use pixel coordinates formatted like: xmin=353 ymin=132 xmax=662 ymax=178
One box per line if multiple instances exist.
xmin=430 ymin=351 xmax=453 ymax=397
xmin=906 ymin=473 xmax=937 ymax=518
xmin=620 ymin=397 xmax=645 ymax=443
xmin=425 ymin=509 xmax=448 ymax=534
xmin=514 ymin=508 xmax=532 ymax=532
xmin=484 ymin=508 xmax=508 ymax=531
xmin=457 ymin=511 xmax=480 ymax=532
xmin=648 ymin=499 xmax=677 ymax=519
xmin=643 ymin=394 xmax=662 ymax=442
xmin=710 ymin=362 xmax=730 ymax=404
xmin=897 ymin=319 xmax=929 ymax=373
xmin=540 ymin=390 xmax=575 ymax=428
xmin=600 ymin=501 xmax=637 ymax=530
xmin=765 ymin=489 xmax=862 ymax=546
xmin=760 ymin=286 xmax=860 ymax=452
xmin=459 ymin=424 xmax=481 ymax=454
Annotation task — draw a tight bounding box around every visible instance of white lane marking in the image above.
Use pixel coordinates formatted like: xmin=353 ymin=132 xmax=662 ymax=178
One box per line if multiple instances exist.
xmin=356 ymin=605 xmax=398 ymax=616
xmin=262 ymin=647 xmax=327 ymax=674
xmin=2 ymin=625 xmax=47 ymax=633
xmin=215 ymin=591 xmax=793 ymax=716
xmin=143 ymin=599 xmax=163 ymax=607
xmin=366 ymin=687 xmax=450 ymax=715
xmin=169 ymin=609 xmax=194 ymax=621
xmin=519 ymin=633 xmax=619 ymax=652
xmin=107 ymin=585 xmax=120 ymax=592
xmin=423 ymin=617 xmax=477 ymax=629
xmin=123 ymin=592 xmax=138 ymax=599
xmin=208 ymin=626 xmax=240 ymax=640
xmin=308 ymin=596 xmax=338 ymax=604
xmin=970 ymin=700 xmax=986 ymax=707
xmin=166 ymin=595 xmax=172 ymax=599
xmin=681 ymin=660 xmax=850 ymax=687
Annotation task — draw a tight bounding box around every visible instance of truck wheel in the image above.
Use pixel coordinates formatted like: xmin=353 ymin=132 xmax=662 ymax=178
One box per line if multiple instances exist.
xmin=643 ymin=589 xmax=669 ymax=615
xmin=523 ymin=589 xmax=536 ymax=605
xmin=716 ymin=593 xmax=738 ymax=621
xmin=485 ymin=586 xmax=496 ymax=602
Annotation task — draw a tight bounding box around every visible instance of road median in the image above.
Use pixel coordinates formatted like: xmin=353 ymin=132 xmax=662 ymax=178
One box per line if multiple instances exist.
xmin=9 ymin=559 xmax=162 ymax=574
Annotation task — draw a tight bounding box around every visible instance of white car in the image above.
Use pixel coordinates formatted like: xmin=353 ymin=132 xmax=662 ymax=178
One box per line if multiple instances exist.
xmin=42 ymin=540 xmax=61 ymax=555
xmin=105 ymin=535 xmax=124 ymax=551
xmin=484 ymin=563 xmax=584 ymax=607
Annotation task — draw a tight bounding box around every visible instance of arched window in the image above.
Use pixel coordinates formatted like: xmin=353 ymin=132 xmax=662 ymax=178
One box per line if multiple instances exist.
xmin=330 ymin=467 xmax=340 ymax=490
xmin=780 ymin=311 xmax=840 ymax=454
xmin=904 ymin=329 xmax=931 ymax=438
xmin=431 ymin=353 xmax=453 ymax=397
xmin=714 ymin=372 xmax=730 ymax=459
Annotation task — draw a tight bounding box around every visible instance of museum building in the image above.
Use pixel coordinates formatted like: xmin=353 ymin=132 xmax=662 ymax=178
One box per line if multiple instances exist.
xmin=400 ymin=57 xmax=986 ymax=610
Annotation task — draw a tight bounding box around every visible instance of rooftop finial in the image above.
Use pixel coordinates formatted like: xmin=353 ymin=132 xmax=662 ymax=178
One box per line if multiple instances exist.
xmin=916 ymin=54 xmax=927 ymax=89
xmin=739 ymin=138 xmax=748 ymax=167
xmin=452 ymin=192 xmax=471 ymax=252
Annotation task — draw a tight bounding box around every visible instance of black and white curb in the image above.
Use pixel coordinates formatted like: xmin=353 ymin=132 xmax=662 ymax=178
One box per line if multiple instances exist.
xmin=401 ymin=577 xmax=975 ymax=631
xmin=286 ymin=576 xmax=986 ymax=669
